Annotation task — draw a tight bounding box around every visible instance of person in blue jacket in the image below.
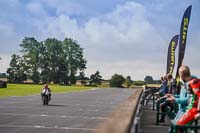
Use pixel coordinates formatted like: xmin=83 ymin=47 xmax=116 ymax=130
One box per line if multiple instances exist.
xmin=159 ymin=76 xmax=169 ymax=96
xmin=159 ymin=74 xmax=176 ymax=122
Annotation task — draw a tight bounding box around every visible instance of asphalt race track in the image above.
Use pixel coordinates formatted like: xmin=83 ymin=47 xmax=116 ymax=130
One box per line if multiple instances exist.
xmin=0 ymin=88 xmax=135 ymax=133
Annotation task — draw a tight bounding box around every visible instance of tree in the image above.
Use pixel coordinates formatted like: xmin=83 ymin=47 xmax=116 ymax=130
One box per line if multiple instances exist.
xmin=124 ymin=76 xmax=133 ymax=88
xmin=41 ymin=38 xmax=63 ymax=83
xmin=62 ymin=38 xmax=87 ymax=84
xmin=20 ymin=37 xmax=41 ymax=83
xmin=144 ymin=76 xmax=154 ymax=84
xmin=0 ymin=57 xmax=2 ymax=60
xmin=7 ymin=37 xmax=87 ymax=85
xmin=90 ymin=71 xmax=102 ymax=85
xmin=7 ymin=54 xmax=27 ymax=83
xmin=109 ymin=74 xmax=125 ymax=87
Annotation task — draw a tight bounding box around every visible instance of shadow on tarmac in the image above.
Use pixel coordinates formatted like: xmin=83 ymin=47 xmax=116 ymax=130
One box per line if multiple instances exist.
xmin=46 ymin=104 xmax=66 ymax=107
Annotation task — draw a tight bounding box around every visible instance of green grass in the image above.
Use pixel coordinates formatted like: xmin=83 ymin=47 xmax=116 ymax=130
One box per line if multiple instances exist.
xmin=0 ymin=84 xmax=94 ymax=97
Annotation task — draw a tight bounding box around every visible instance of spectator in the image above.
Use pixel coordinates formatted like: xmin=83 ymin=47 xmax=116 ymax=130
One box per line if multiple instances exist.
xmin=159 ymin=76 xmax=169 ymax=96
xmin=167 ymin=74 xmax=176 ymax=94
xmin=159 ymin=74 xmax=176 ymax=122
xmin=168 ymin=65 xmax=197 ymax=132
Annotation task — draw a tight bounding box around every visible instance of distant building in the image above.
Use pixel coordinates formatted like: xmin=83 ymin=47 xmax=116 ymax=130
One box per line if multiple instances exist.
xmin=0 ymin=80 xmax=7 ymax=88
xmin=23 ymin=79 xmax=34 ymax=84
xmin=75 ymin=80 xmax=89 ymax=86
xmin=0 ymin=78 xmax=7 ymax=82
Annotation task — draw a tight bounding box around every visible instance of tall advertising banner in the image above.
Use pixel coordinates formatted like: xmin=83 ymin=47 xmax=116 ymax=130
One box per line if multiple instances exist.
xmin=166 ymin=35 xmax=179 ymax=75
xmin=175 ymin=5 xmax=192 ymax=79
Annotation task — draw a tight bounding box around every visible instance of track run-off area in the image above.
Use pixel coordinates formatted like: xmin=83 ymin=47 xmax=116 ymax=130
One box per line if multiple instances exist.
xmin=0 ymin=88 xmax=136 ymax=133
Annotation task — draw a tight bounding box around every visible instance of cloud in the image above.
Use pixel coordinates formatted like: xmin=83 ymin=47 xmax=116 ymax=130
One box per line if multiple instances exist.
xmin=86 ymin=60 xmax=164 ymax=80
xmin=0 ymin=54 xmax=11 ymax=73
xmin=0 ymin=0 xmax=199 ymax=80
xmin=26 ymin=2 xmax=47 ymax=17
xmin=0 ymin=22 xmax=21 ymax=73
xmin=32 ymin=1 xmax=166 ymax=79
xmin=37 ymin=0 xmax=130 ymax=17
xmin=183 ymin=32 xmax=200 ymax=77
xmin=0 ymin=23 xmax=21 ymax=54
xmin=37 ymin=0 xmax=87 ymax=16
xmin=0 ymin=1 xmax=167 ymax=79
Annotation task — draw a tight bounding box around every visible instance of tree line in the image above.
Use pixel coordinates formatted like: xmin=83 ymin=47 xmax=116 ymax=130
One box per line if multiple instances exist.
xmin=109 ymin=74 xmax=161 ymax=87
xmin=6 ymin=37 xmax=87 ymax=85
xmin=1 ymin=39 xmax=161 ymax=87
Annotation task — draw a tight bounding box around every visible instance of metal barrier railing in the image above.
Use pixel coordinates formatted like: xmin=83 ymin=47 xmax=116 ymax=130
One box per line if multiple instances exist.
xmin=129 ymin=88 xmax=144 ymax=133
xmin=130 ymin=86 xmax=160 ymax=133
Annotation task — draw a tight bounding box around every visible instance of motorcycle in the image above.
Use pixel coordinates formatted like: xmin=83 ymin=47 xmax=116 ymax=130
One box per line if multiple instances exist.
xmin=41 ymin=89 xmax=51 ymax=106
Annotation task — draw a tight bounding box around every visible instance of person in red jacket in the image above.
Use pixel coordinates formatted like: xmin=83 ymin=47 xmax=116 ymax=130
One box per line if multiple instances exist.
xmin=176 ymin=78 xmax=200 ymax=126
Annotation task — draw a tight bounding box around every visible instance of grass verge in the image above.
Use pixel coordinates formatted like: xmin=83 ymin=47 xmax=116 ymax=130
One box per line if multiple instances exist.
xmin=0 ymin=84 xmax=93 ymax=97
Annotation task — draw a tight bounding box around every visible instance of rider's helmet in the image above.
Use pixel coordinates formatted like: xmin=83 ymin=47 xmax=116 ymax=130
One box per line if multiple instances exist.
xmin=44 ymin=84 xmax=48 ymax=88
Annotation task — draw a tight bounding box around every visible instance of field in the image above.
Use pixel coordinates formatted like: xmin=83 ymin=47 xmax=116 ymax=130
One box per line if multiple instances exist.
xmin=0 ymin=84 xmax=93 ymax=97
xmin=146 ymin=84 xmax=161 ymax=88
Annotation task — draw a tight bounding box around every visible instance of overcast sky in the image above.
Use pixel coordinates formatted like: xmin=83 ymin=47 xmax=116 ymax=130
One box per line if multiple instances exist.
xmin=0 ymin=0 xmax=200 ymax=80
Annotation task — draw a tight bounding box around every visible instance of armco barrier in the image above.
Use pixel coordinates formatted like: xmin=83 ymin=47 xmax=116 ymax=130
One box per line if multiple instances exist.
xmin=129 ymin=88 xmax=143 ymax=133
xmin=130 ymin=86 xmax=159 ymax=133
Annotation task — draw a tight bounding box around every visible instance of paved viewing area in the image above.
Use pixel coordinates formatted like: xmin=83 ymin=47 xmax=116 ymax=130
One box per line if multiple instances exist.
xmin=139 ymin=87 xmax=172 ymax=133
xmin=0 ymin=88 xmax=135 ymax=133
xmin=140 ymin=107 xmax=170 ymax=133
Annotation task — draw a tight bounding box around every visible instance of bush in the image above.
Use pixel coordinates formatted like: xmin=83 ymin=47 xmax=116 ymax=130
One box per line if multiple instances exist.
xmin=109 ymin=74 xmax=125 ymax=87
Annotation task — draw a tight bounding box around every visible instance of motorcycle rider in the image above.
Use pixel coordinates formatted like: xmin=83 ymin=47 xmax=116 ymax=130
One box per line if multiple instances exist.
xmin=41 ymin=84 xmax=51 ymax=101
